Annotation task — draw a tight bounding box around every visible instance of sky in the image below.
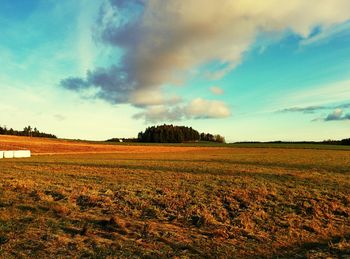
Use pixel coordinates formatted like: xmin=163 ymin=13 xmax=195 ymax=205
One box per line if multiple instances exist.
xmin=0 ymin=0 xmax=350 ymax=142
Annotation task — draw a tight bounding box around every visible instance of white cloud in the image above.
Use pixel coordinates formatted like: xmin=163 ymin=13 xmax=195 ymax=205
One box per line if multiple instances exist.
xmin=186 ymin=98 xmax=231 ymax=119
xmin=210 ymin=86 xmax=224 ymax=95
xmin=133 ymin=98 xmax=231 ymax=122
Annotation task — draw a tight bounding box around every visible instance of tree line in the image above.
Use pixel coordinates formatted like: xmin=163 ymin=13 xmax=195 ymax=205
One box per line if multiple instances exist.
xmin=323 ymin=138 xmax=350 ymax=146
xmin=137 ymin=124 xmax=225 ymax=143
xmin=236 ymin=139 xmax=350 ymax=146
xmin=0 ymin=125 xmax=57 ymax=138
xmin=341 ymin=138 xmax=350 ymax=145
xmin=200 ymin=133 xmax=225 ymax=143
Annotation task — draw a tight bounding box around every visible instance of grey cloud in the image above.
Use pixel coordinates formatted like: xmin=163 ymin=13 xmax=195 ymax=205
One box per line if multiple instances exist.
xmin=278 ymin=105 xmax=327 ymax=114
xmin=325 ymin=109 xmax=343 ymax=121
xmin=100 ymin=17 xmax=142 ymax=48
xmin=109 ymin=0 xmax=144 ymax=9
xmin=133 ymin=106 xmax=184 ymax=123
xmin=61 ymin=65 xmax=135 ymax=104
xmin=337 ymin=103 xmax=350 ymax=109
xmin=279 ymin=103 xmax=350 ymax=114
xmin=278 ymin=103 xmax=350 ymax=122
xmin=324 ymin=109 xmax=350 ymax=121
xmin=60 ymin=77 xmax=90 ymax=91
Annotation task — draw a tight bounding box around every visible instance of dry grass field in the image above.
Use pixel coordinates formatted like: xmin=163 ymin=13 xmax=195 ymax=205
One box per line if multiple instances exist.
xmin=0 ymin=136 xmax=350 ymax=258
xmin=0 ymin=135 xmax=215 ymax=155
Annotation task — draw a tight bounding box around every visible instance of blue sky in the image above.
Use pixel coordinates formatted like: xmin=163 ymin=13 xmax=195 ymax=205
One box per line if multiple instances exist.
xmin=0 ymin=0 xmax=350 ymax=141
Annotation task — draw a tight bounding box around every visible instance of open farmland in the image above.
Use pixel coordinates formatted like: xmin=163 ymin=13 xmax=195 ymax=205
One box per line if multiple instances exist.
xmin=0 ymin=135 xmax=216 ymax=155
xmin=0 ymin=138 xmax=350 ymax=257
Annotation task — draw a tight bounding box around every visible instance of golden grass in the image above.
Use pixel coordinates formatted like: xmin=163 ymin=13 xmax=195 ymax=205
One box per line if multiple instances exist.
xmin=0 ymin=137 xmax=350 ymax=257
xmin=0 ymin=135 xmax=218 ymax=155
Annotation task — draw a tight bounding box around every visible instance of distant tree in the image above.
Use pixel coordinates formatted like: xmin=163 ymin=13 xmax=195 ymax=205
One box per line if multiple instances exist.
xmin=138 ymin=124 xmax=200 ymax=143
xmin=214 ymin=134 xmax=226 ymax=143
xmin=341 ymin=138 xmax=350 ymax=145
xmin=106 ymin=138 xmax=121 ymax=142
xmin=0 ymin=125 xmax=56 ymax=138
xmin=136 ymin=124 xmax=226 ymax=144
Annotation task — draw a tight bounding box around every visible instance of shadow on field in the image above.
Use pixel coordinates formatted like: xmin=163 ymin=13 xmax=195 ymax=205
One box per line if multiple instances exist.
xmin=268 ymin=234 xmax=350 ymax=258
xmin=16 ymin=156 xmax=350 ymax=175
xmin=16 ymin=160 xmax=345 ymax=188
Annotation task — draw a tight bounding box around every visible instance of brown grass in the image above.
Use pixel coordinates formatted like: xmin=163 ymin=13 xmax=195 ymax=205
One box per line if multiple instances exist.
xmin=0 ymin=136 xmax=350 ymax=257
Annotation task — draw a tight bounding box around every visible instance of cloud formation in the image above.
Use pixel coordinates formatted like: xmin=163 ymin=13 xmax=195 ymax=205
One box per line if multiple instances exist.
xmin=324 ymin=109 xmax=350 ymax=121
xmin=61 ymin=0 xmax=350 ymax=121
xmin=133 ymin=98 xmax=231 ymax=123
xmin=279 ymin=106 xmax=327 ymax=114
xmin=279 ymin=102 xmax=350 ymax=114
xmin=186 ymin=98 xmax=231 ymax=119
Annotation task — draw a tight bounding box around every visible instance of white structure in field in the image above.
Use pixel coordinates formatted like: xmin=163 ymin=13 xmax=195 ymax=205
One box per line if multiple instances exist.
xmin=14 ymin=150 xmax=31 ymax=158
xmin=3 ymin=151 xmax=14 ymax=158
xmin=0 ymin=150 xmax=31 ymax=159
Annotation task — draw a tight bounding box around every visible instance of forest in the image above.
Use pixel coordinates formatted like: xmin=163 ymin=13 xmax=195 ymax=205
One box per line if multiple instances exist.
xmin=137 ymin=124 xmax=225 ymax=143
xmin=0 ymin=125 xmax=57 ymax=138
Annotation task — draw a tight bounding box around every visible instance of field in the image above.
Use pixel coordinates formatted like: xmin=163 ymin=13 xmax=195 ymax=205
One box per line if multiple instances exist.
xmin=0 ymin=135 xmax=210 ymax=154
xmin=0 ymin=136 xmax=350 ymax=258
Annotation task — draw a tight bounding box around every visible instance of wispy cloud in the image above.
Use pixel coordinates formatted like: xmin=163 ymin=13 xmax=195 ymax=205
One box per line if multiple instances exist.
xmin=278 ymin=102 xmax=350 ymax=114
xmin=278 ymin=102 xmax=350 ymax=123
xmin=283 ymin=79 xmax=350 ymax=108
xmin=278 ymin=105 xmax=327 ymax=114
xmin=301 ymin=21 xmax=350 ymax=46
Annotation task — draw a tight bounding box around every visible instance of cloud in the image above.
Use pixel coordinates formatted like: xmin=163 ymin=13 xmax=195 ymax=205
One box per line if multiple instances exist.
xmin=278 ymin=102 xmax=350 ymax=122
xmin=133 ymin=98 xmax=231 ymax=123
xmin=278 ymin=102 xmax=350 ymax=114
xmin=301 ymin=21 xmax=350 ymax=46
xmin=279 ymin=105 xmax=327 ymax=114
xmin=108 ymin=0 xmax=145 ymax=9
xmin=324 ymin=109 xmax=350 ymax=121
xmin=130 ymin=90 xmax=182 ymax=107
xmin=325 ymin=108 xmax=343 ymax=121
xmin=210 ymin=86 xmax=224 ymax=95
xmin=186 ymin=98 xmax=231 ymax=119
xmin=61 ymin=0 xmax=350 ymax=121
xmin=53 ymin=114 xmax=66 ymax=121
xmin=61 ymin=65 xmax=134 ymax=104
xmin=133 ymin=105 xmax=184 ymax=123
